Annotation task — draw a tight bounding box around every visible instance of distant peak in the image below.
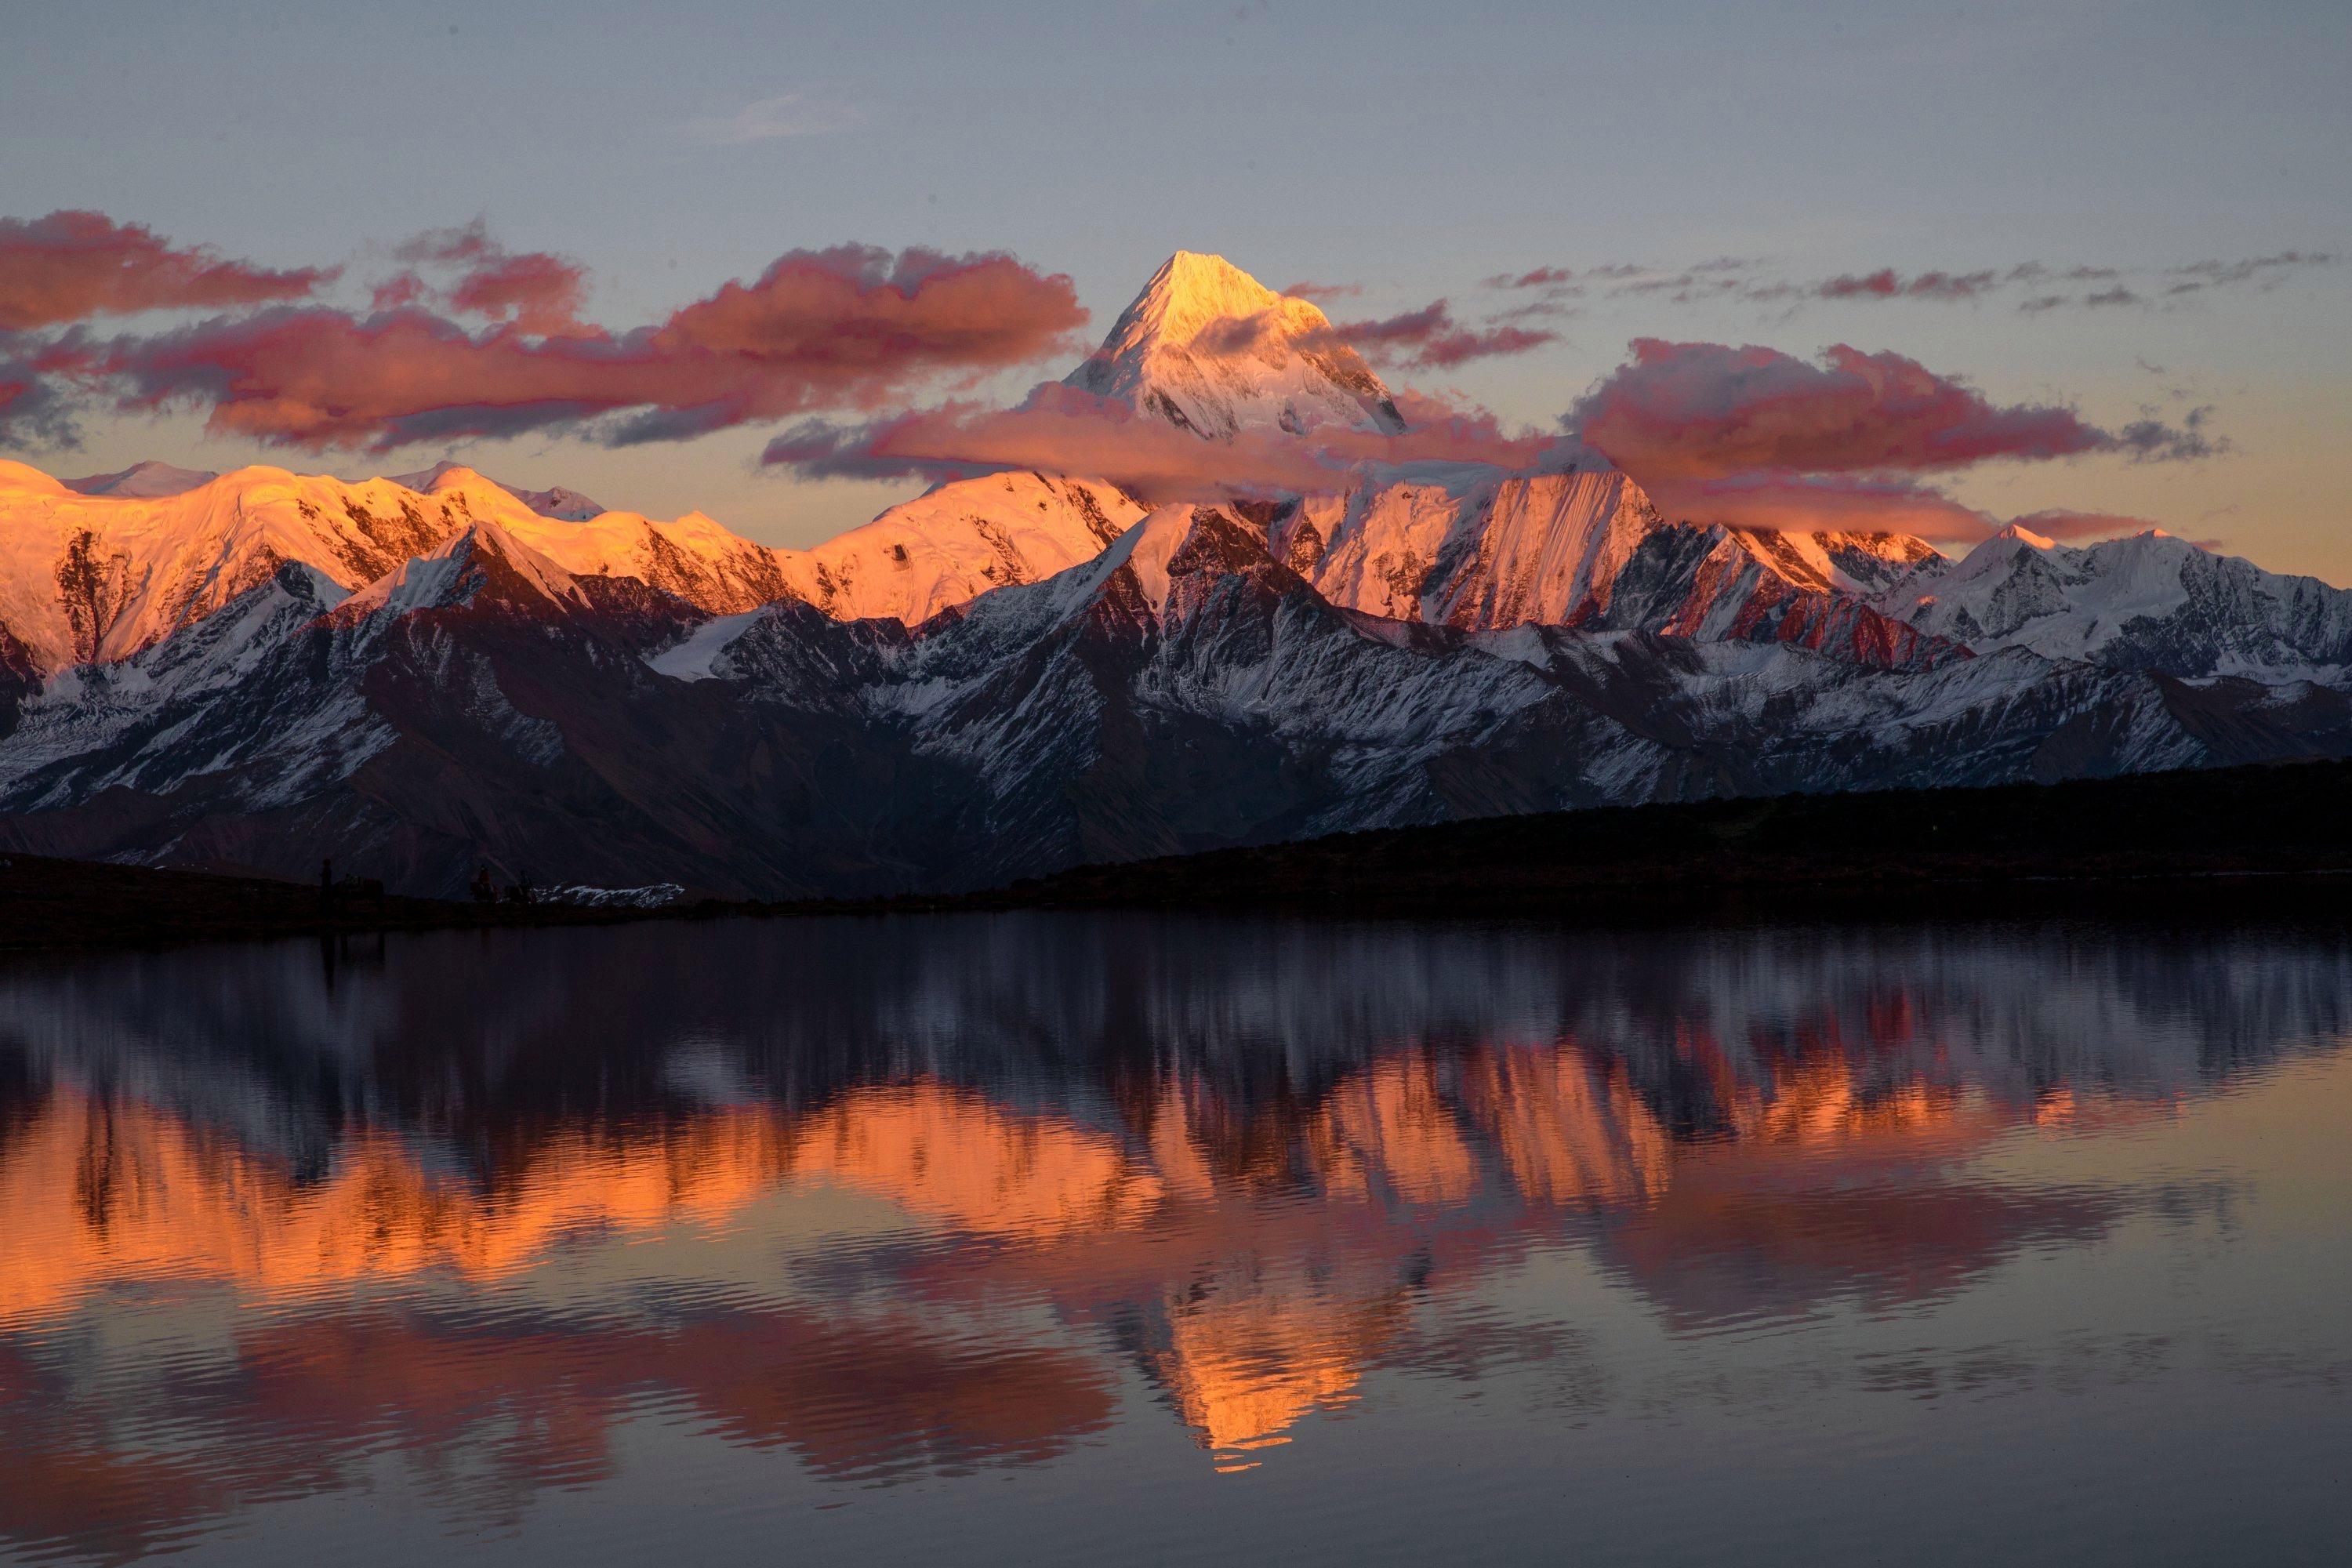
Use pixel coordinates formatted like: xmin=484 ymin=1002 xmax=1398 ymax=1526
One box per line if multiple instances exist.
xmin=388 ymin=459 xmax=484 ymax=493
xmin=1994 ymin=522 xmax=2056 ymax=550
xmin=64 ymin=460 xmax=220 ymax=499
xmin=387 ymin=459 xmax=605 ymax=521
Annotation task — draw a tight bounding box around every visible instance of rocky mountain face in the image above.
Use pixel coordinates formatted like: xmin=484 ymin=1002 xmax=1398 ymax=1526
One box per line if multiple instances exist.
xmin=3 ymin=251 xmax=2349 ymax=897
xmin=1273 ymin=468 xmax=1958 ymax=669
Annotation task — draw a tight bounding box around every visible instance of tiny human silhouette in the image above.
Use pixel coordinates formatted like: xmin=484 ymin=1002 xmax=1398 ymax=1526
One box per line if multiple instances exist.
xmin=470 ymin=865 xmax=495 ymax=905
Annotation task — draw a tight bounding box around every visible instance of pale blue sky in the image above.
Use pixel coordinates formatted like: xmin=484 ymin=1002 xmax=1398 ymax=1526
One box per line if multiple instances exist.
xmin=5 ymin=0 xmax=2347 ymax=570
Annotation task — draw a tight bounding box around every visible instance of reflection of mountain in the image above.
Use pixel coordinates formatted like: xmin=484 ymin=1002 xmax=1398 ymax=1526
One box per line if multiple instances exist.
xmin=0 ymin=914 xmax=2345 ymax=1549
xmin=0 ymin=1096 xmax=793 ymax=1321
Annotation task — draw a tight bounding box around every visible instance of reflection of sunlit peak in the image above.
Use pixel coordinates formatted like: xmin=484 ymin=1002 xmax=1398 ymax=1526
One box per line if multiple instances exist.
xmin=789 ymin=1083 xmax=1164 ymax=1240
xmin=1146 ymin=1276 xmax=1403 ymax=1457
xmin=1312 ymin=1059 xmax=1480 ymax=1205
xmin=1457 ymin=1047 xmax=1672 ymax=1207
xmin=1143 ymin=1081 xmax=1219 ymax=1203
xmin=1736 ymin=1062 xmax=1972 ymax=1151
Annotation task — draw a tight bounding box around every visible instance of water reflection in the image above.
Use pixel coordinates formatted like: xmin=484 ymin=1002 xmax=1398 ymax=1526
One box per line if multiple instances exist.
xmin=0 ymin=914 xmax=2347 ymax=1560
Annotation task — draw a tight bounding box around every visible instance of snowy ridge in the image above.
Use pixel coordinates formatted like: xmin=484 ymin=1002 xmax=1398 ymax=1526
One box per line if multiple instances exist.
xmin=1879 ymin=525 xmax=2352 ymax=679
xmin=775 ymin=471 xmax=1148 ymax=625
xmin=0 ymin=460 xmax=1156 ymax=678
xmin=1273 ymin=467 xmax=1956 ymax=667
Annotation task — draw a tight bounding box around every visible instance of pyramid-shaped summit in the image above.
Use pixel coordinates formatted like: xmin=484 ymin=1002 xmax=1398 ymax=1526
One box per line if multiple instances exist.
xmin=1065 ymin=251 xmax=1406 ymax=439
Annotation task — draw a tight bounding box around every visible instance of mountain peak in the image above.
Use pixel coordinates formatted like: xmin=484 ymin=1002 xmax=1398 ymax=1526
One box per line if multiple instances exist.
xmin=1065 ymin=251 xmax=1405 ymax=440
xmin=1135 ymin=251 xmax=1292 ymax=336
xmin=388 ymin=459 xmax=607 ymax=521
xmin=1992 ymin=522 xmax=2059 ymax=550
xmin=389 ymin=459 xmax=481 ymax=492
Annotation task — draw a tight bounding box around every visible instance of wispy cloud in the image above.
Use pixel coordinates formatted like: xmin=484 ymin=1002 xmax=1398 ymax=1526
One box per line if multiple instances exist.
xmin=679 ymin=92 xmax=863 ymax=147
xmin=1479 ymin=253 xmax=2339 ymax=317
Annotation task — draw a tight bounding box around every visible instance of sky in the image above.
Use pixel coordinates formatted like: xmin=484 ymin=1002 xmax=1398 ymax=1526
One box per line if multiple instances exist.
xmin=3 ymin=0 xmax=2347 ymax=574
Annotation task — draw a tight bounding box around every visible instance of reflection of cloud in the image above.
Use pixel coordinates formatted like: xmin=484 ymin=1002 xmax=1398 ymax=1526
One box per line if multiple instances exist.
xmin=215 ymin=1305 xmax=1114 ymax=1485
xmin=1602 ymin=1167 xmax=2126 ymax=1333
xmin=0 ymin=1301 xmax=1117 ymax=1559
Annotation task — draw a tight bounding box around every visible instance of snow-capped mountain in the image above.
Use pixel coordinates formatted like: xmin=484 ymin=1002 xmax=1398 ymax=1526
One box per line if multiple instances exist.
xmin=5 ymin=250 xmax=2352 ymax=900
xmin=1065 ymin=251 xmax=1406 ymax=437
xmin=1878 ymin=524 xmax=2352 ymax=680
xmin=0 ymin=459 xmax=1146 ymax=680
xmin=0 ymin=459 xmax=790 ymax=675
xmin=1047 ymin=253 xmax=1953 ymax=666
xmin=7 ymin=493 xmax=2346 ymax=899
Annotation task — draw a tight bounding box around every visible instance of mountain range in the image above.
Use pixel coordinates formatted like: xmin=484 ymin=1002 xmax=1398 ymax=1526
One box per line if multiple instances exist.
xmin=3 ymin=251 xmax=2349 ymax=898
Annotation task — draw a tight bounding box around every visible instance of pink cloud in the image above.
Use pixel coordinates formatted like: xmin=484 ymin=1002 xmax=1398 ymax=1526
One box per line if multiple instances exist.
xmin=0 ymin=361 xmax=72 ymax=445
xmin=1817 ymin=268 xmax=1999 ymax=302
xmin=85 ymin=245 xmax=1090 ymax=451
xmin=1329 ymin=299 xmax=1559 ymax=369
xmin=1641 ymin=473 xmax=1994 ymax=541
xmin=1570 ymin=339 xmax=2215 ymax=483
xmin=0 ymin=210 xmax=334 ymax=331
xmin=445 ymin=250 xmax=589 ymax=336
xmin=1480 ymin=267 xmax=1573 ymax=289
xmin=1641 ymin=477 xmax=2165 ymax=547
xmin=368 ymin=272 xmax=429 ymax=311
xmin=761 ymin=382 xmax=1577 ymax=503
xmin=387 ymin=220 xmax=590 ymax=336
xmin=390 ymin=220 xmax=500 ymax=267
xmin=1195 ymin=297 xmax=1560 ymax=373
xmin=1281 ymin=279 xmax=1361 ymax=303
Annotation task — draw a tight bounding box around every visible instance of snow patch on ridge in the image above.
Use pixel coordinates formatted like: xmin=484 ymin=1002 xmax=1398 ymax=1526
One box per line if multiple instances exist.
xmin=647 ymin=608 xmax=768 ymax=682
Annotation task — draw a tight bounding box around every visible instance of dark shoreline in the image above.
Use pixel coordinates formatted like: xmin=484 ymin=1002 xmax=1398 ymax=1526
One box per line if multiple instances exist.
xmin=5 ymin=757 xmax=2350 ymax=951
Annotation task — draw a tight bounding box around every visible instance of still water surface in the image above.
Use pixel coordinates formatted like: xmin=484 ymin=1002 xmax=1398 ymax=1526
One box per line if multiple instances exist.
xmin=1 ymin=914 xmax=2347 ymax=1564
